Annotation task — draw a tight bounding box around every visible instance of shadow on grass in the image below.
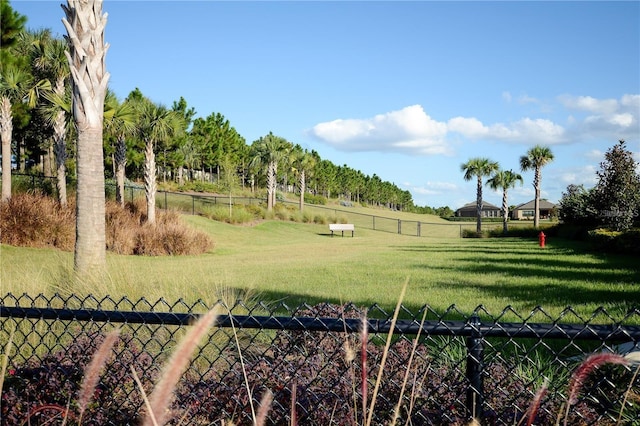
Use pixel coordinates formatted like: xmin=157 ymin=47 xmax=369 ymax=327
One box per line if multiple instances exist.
xmin=400 ymin=238 xmax=640 ymax=313
xmin=227 ymin=237 xmax=639 ymax=323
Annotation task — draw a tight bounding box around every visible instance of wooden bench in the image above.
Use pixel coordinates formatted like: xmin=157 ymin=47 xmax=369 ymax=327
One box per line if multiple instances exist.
xmin=329 ymin=223 xmax=355 ymax=237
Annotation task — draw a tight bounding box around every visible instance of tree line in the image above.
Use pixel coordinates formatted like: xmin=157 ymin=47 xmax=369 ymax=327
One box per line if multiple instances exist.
xmin=0 ymin=2 xmax=433 ymax=220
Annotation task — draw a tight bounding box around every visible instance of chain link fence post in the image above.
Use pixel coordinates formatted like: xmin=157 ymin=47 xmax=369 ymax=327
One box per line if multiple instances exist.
xmin=466 ymin=313 xmax=484 ymax=422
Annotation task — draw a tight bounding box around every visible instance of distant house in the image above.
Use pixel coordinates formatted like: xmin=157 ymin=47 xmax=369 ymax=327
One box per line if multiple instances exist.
xmin=511 ymin=199 xmax=557 ymax=220
xmin=455 ymin=201 xmax=501 ymax=218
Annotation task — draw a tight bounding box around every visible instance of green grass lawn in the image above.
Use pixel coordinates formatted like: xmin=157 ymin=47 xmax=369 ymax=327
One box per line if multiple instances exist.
xmin=2 ymin=213 xmax=639 ymax=322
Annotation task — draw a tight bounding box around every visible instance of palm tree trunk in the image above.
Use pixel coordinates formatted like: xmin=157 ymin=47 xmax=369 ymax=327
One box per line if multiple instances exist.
xmin=502 ymin=190 xmax=508 ymax=234
xmin=74 ymin=126 xmax=106 ymax=273
xmin=64 ymin=0 xmax=109 ymax=275
xmin=534 ymin=168 xmax=541 ymax=228
xmin=54 ymin=108 xmax=68 ymax=207
xmin=144 ymin=140 xmax=157 ymax=224
xmin=1 ymin=97 xmax=13 ymax=202
xmin=272 ymin=163 xmax=278 ymax=208
xmin=266 ymin=161 xmax=276 ymax=211
xmin=299 ymin=170 xmax=305 ymax=212
xmin=19 ymin=138 xmax=25 ymax=171
xmin=476 ymin=175 xmax=483 ymax=234
xmin=42 ymin=142 xmax=53 ymax=177
xmin=115 ymin=136 xmax=126 ymax=207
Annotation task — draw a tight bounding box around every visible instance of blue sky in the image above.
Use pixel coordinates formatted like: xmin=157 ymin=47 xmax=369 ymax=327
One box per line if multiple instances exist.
xmin=12 ymin=1 xmax=640 ymax=209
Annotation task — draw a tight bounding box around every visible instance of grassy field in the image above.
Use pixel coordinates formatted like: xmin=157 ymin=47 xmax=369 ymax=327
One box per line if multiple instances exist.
xmin=2 ymin=208 xmax=639 ymax=323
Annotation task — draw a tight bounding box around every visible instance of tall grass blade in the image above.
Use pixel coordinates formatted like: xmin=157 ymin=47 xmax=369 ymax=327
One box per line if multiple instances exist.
xmin=255 ymin=389 xmax=273 ymax=426
xmin=391 ymin=307 xmax=428 ymax=425
xmin=0 ymin=327 xmax=15 ymax=396
xmin=360 ymin=313 xmax=368 ymax=425
xmin=617 ymin=364 xmax=640 ymax=425
xmin=142 ymin=308 xmax=218 ymax=426
xmin=365 ymin=277 xmax=408 ymax=426
xmin=228 ymin=306 xmax=257 ymax=423
xmin=77 ymin=329 xmax=121 ymax=422
xmin=131 ymin=365 xmax=158 ymax=426
xmin=518 ymin=377 xmax=548 ymax=426
xmin=564 ymin=352 xmax=628 ymax=426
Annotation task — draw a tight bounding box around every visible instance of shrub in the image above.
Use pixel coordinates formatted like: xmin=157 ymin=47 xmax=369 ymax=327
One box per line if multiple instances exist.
xmin=301 ymin=210 xmax=314 ymax=223
xmin=462 ymin=229 xmax=485 ymax=238
xmin=1 ymin=331 xmax=156 ymax=425
xmin=304 ymin=193 xmax=327 ymax=205
xmin=1 ymin=193 xmax=213 ymax=256
xmin=313 ymin=214 xmax=327 ymax=225
xmin=244 ymin=203 xmax=266 ymax=219
xmin=273 ymin=204 xmax=291 ymax=221
xmin=587 ymin=228 xmax=640 ymax=254
xmin=180 ymin=180 xmax=217 ymax=193
xmin=0 ymin=192 xmax=75 ymax=250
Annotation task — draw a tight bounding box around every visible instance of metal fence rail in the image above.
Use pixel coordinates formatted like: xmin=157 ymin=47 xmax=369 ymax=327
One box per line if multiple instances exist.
xmin=1 ymin=293 xmax=638 ymax=425
xmin=8 ymin=173 xmax=500 ymax=238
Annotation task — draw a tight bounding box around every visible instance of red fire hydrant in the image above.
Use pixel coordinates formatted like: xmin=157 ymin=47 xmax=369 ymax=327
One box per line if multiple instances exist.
xmin=538 ymin=231 xmax=546 ymax=248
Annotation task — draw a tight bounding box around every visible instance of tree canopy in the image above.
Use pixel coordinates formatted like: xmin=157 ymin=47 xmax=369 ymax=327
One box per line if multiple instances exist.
xmin=591 ymin=140 xmax=640 ymax=231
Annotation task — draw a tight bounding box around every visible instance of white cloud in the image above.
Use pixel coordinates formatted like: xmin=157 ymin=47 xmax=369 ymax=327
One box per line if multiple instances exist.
xmin=584 ymin=149 xmax=603 ymax=160
xmin=407 ymin=181 xmax=458 ymax=196
xmin=557 ymin=165 xmax=598 ymax=187
xmin=558 ymin=94 xmax=639 ymax=141
xmin=608 ymin=113 xmax=634 ymax=127
xmin=309 ymin=105 xmax=450 ymax=155
xmin=510 ymin=118 xmax=566 ymax=143
xmin=558 ymin=95 xmax=618 ymax=115
xmin=518 ymin=94 xmax=539 ymax=105
xmin=310 ymin=94 xmax=639 ymax=157
xmin=447 ymin=117 xmax=489 ymax=138
xmin=448 ymin=117 xmax=566 ymax=144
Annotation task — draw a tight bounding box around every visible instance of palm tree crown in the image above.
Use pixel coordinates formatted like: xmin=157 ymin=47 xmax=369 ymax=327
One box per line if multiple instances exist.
xmin=487 ymin=169 xmax=523 ymax=234
xmin=461 ymin=157 xmax=500 ymax=233
xmin=520 ymin=145 xmax=554 ymax=228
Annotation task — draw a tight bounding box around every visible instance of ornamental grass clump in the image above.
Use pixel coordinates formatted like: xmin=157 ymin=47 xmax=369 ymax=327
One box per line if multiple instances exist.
xmin=0 ymin=192 xmax=213 ymax=256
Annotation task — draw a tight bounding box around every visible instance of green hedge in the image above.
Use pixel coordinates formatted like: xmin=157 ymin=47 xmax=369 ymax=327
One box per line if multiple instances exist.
xmin=587 ymin=228 xmax=640 ymax=254
xmin=445 ymin=217 xmax=504 ymax=223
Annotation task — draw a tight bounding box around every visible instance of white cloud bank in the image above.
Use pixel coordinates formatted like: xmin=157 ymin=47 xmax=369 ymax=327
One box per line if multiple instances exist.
xmin=309 ymin=105 xmax=450 ymax=155
xmin=309 ymin=94 xmax=639 ymax=156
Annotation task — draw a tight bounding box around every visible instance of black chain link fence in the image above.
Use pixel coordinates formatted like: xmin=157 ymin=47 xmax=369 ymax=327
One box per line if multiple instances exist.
xmin=8 ymin=173 xmax=496 ymax=238
xmin=1 ymin=293 xmax=639 ymax=425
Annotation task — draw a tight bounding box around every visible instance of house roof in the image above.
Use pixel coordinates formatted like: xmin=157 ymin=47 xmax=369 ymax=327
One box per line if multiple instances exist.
xmin=456 ymin=201 xmax=501 ymax=211
xmin=513 ymin=199 xmax=557 ymax=210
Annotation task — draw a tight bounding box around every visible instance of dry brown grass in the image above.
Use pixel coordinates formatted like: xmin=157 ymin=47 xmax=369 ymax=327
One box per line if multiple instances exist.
xmin=1 ymin=192 xmax=213 ymax=256
xmin=0 ymin=191 xmax=75 ymax=250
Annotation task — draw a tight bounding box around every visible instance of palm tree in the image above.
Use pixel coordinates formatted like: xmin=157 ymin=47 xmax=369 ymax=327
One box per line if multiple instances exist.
xmin=487 ymin=169 xmax=523 ymax=234
xmin=0 ymin=66 xmax=29 ymax=201
xmin=62 ymin=0 xmax=110 ymax=274
xmin=291 ymin=146 xmax=316 ymax=212
xmin=0 ymin=0 xmax=25 ymax=201
xmin=461 ymin=157 xmax=500 ymax=233
xmin=135 ymin=100 xmax=182 ymax=224
xmin=104 ymin=91 xmax=136 ymax=207
xmin=0 ymin=62 xmax=49 ymax=201
xmin=250 ymin=132 xmax=288 ymax=211
xmin=34 ymin=32 xmax=71 ymax=206
xmin=520 ymin=145 xmax=554 ymax=228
